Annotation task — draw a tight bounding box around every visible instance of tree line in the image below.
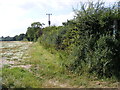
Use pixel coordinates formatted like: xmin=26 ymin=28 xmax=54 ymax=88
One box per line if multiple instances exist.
xmin=0 ymin=22 xmax=44 ymax=41
xmin=0 ymin=34 xmax=26 ymax=41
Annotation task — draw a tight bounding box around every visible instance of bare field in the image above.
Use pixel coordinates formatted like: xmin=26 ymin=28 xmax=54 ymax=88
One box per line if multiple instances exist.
xmin=0 ymin=41 xmax=32 ymax=69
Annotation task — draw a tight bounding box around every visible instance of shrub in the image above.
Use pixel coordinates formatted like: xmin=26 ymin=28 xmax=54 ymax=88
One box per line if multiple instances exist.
xmin=68 ymin=35 xmax=120 ymax=79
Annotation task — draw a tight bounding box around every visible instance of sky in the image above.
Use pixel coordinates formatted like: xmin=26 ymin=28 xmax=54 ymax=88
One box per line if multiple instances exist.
xmin=0 ymin=0 xmax=118 ymax=37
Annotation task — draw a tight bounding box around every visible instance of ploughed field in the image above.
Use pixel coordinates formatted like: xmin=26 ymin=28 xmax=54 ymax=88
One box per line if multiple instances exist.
xmin=0 ymin=41 xmax=32 ymax=69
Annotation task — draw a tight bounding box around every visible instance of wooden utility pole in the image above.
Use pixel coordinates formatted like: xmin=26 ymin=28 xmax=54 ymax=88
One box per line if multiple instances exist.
xmin=46 ymin=13 xmax=52 ymax=27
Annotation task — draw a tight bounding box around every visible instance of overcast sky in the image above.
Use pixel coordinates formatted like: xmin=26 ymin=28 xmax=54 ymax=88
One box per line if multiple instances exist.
xmin=0 ymin=0 xmax=118 ymax=37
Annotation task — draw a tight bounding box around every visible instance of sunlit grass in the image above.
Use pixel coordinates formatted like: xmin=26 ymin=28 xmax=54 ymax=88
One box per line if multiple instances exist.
xmin=27 ymin=42 xmax=65 ymax=75
xmin=2 ymin=67 xmax=42 ymax=88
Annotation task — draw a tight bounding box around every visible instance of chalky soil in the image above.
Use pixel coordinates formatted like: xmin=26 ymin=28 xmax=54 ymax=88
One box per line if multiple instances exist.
xmin=0 ymin=41 xmax=32 ymax=69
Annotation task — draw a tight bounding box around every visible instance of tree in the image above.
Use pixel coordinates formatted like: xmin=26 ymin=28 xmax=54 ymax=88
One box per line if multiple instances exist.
xmin=26 ymin=22 xmax=44 ymax=41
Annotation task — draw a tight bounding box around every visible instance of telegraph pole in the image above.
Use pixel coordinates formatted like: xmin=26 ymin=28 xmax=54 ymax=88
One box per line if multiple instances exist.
xmin=46 ymin=13 xmax=52 ymax=27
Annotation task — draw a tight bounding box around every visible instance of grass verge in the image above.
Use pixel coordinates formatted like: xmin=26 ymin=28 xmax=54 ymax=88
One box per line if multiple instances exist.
xmin=24 ymin=42 xmax=119 ymax=88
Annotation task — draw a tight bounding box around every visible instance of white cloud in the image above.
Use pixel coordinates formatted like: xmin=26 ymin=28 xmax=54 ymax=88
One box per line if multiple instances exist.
xmin=0 ymin=0 xmax=76 ymax=36
xmin=0 ymin=0 xmax=118 ymax=37
xmin=51 ymin=12 xmax=75 ymax=26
